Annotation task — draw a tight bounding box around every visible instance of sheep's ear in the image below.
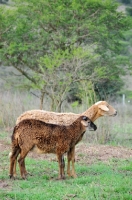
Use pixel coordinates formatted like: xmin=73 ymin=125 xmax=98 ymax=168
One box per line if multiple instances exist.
xmin=98 ymin=105 xmax=109 ymax=111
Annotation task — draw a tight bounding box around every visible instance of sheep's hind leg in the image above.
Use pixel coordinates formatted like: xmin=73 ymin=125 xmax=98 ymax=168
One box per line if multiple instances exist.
xmin=18 ymin=150 xmax=29 ymax=179
xmin=13 ymin=153 xmax=32 ymax=178
xmin=9 ymin=147 xmax=20 ymax=179
xmin=57 ymin=154 xmax=65 ymax=180
xmin=67 ymin=146 xmax=77 ymax=178
xmin=13 ymin=158 xmax=17 ymax=178
xmin=23 ymin=159 xmax=32 ymax=176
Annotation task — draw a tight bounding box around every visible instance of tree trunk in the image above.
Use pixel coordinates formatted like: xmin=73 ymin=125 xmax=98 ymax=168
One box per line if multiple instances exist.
xmin=40 ymin=90 xmax=45 ymax=110
xmin=56 ymin=99 xmax=63 ymax=112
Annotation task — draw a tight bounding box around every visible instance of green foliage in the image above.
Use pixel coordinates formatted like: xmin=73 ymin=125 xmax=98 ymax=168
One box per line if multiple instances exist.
xmin=71 ymin=101 xmax=79 ymax=109
xmin=0 ymin=0 xmax=132 ymax=109
xmin=126 ymin=7 xmax=132 ymax=16
xmin=119 ymin=0 xmax=132 ymax=4
xmin=77 ymin=81 xmax=97 ymax=106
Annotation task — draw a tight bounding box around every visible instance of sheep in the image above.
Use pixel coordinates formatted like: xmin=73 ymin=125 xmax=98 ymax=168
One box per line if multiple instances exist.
xmin=9 ymin=116 xmax=97 ymax=180
xmin=15 ymin=101 xmax=117 ymax=178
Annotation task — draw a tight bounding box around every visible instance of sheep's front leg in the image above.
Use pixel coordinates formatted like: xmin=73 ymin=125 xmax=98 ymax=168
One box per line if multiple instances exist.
xmin=67 ymin=146 xmax=77 ymax=178
xmin=57 ymin=154 xmax=65 ymax=180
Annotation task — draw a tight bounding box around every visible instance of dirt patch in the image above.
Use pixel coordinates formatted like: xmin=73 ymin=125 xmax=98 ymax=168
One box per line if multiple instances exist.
xmin=0 ymin=142 xmax=10 ymax=152
xmin=0 ymin=139 xmax=132 ymax=165
xmin=0 ymin=180 xmax=11 ymax=190
xmin=75 ymin=143 xmax=132 ymax=164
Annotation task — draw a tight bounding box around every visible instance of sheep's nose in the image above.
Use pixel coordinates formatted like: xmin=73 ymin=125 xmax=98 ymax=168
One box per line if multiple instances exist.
xmin=94 ymin=125 xmax=97 ymax=131
xmin=114 ymin=110 xmax=117 ymax=116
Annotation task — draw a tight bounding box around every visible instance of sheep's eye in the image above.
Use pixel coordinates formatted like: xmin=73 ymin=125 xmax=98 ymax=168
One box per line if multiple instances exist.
xmin=83 ymin=116 xmax=87 ymax=121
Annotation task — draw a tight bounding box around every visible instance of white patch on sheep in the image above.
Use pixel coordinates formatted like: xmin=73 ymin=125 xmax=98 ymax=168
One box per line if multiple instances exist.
xmin=95 ymin=101 xmax=103 ymax=105
xmin=9 ymin=152 xmax=12 ymax=158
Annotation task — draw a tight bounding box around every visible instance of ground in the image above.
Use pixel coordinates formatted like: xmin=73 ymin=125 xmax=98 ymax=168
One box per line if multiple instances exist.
xmin=27 ymin=143 xmax=132 ymax=165
xmin=0 ymin=137 xmax=132 ymax=191
xmin=0 ymin=137 xmax=132 ymax=165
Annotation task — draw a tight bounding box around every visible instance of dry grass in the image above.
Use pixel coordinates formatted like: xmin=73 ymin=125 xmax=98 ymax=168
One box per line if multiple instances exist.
xmin=0 ymin=91 xmax=132 ymax=147
xmin=0 ymin=91 xmax=39 ymax=128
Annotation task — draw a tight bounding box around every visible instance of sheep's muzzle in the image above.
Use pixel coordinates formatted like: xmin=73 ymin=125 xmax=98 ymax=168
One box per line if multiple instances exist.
xmin=88 ymin=121 xmax=97 ymax=131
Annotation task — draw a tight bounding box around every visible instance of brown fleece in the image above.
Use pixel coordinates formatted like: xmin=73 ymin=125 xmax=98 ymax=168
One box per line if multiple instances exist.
xmin=9 ymin=116 xmax=96 ymax=179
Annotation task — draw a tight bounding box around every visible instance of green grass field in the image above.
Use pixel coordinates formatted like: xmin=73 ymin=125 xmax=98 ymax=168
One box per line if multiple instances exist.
xmin=0 ymin=145 xmax=132 ymax=200
xmin=0 ymin=92 xmax=132 ymax=200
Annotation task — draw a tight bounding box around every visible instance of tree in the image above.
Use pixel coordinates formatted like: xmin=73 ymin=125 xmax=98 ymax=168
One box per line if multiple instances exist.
xmin=26 ymin=47 xmax=100 ymax=111
xmin=0 ymin=0 xmax=132 ymax=110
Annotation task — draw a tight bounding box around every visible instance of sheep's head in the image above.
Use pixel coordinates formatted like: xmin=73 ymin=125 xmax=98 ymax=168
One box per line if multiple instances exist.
xmin=81 ymin=116 xmax=97 ymax=131
xmin=95 ymin=101 xmax=117 ymax=117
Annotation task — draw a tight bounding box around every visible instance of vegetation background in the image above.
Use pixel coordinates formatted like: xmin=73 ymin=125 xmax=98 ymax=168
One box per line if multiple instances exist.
xmin=0 ymin=0 xmax=132 ymax=144
xmin=0 ymin=0 xmax=132 ymax=199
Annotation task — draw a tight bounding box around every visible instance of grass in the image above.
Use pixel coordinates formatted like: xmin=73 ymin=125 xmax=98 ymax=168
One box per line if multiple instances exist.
xmin=0 ymin=91 xmax=132 ymax=199
xmin=0 ymin=150 xmax=132 ymax=200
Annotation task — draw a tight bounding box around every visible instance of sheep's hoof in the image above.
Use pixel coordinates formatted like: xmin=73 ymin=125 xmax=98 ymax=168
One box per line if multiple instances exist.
xmin=26 ymin=172 xmax=32 ymax=176
xmin=22 ymin=176 xmax=27 ymax=180
xmin=9 ymin=174 xmax=15 ymax=180
xmin=68 ymin=171 xmax=77 ymax=178
xmin=67 ymin=171 xmax=72 ymax=177
xmin=57 ymin=176 xmax=66 ymax=180
xmin=9 ymin=174 xmax=12 ymax=179
xmin=71 ymin=174 xmax=77 ymax=178
xmin=73 ymin=175 xmax=77 ymax=178
xmin=21 ymin=173 xmax=27 ymax=180
xmin=13 ymin=173 xmax=17 ymax=178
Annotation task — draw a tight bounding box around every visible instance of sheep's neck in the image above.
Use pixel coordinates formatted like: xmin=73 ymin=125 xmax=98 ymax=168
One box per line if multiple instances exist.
xmin=68 ymin=122 xmax=85 ymax=138
xmin=82 ymin=105 xmax=102 ymax=122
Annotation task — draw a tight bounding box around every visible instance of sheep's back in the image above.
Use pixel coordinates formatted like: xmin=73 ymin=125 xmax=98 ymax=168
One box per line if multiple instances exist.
xmin=16 ymin=110 xmax=81 ymax=125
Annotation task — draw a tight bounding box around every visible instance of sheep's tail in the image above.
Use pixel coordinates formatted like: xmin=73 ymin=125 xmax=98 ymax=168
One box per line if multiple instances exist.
xmin=9 ymin=126 xmax=18 ymax=158
xmin=11 ymin=125 xmax=17 ymax=142
xmin=9 ymin=152 xmax=12 ymax=158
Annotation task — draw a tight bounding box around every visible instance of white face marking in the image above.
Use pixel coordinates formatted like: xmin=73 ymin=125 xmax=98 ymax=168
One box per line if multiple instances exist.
xmin=95 ymin=101 xmax=103 ymax=105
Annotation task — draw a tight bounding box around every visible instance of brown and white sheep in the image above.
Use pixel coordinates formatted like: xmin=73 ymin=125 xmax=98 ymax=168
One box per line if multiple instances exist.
xmin=15 ymin=100 xmax=117 ymax=178
xmin=9 ymin=116 xmax=97 ymax=179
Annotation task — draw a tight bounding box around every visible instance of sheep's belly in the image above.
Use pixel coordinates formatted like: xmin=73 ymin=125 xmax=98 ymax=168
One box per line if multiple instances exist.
xmin=33 ymin=145 xmax=56 ymax=154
